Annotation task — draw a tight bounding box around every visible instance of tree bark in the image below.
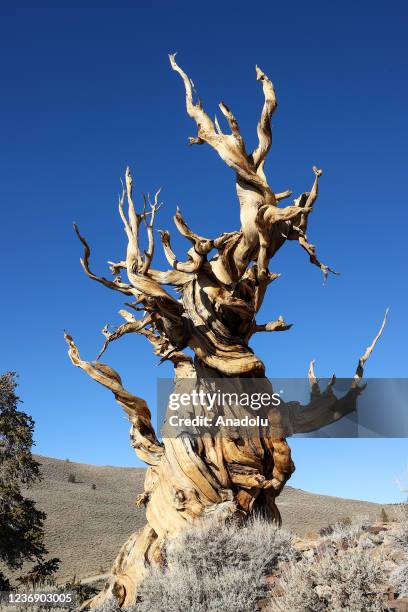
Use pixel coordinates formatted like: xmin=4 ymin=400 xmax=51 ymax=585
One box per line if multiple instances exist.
xmin=65 ymin=55 xmax=387 ymax=609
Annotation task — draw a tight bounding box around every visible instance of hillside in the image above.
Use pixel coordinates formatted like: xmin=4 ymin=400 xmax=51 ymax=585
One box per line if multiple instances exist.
xmin=9 ymin=455 xmax=392 ymax=583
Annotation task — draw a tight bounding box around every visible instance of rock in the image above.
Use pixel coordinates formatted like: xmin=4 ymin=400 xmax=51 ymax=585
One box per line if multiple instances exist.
xmin=359 ymin=534 xmax=376 ymax=549
xmin=315 ymin=584 xmax=332 ymax=599
xmin=369 ymin=533 xmax=385 ymax=545
xmin=367 ymin=525 xmax=387 ymax=535
xmin=387 ymin=549 xmax=407 ymax=563
xmin=383 ymin=559 xmax=399 ymax=572
xmin=303 ymin=548 xmax=315 ymax=560
xmin=388 ymin=598 xmax=408 ymax=611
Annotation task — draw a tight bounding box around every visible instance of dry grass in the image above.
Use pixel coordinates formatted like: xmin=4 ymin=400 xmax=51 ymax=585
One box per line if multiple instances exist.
xmin=7 ymin=456 xmax=146 ymax=584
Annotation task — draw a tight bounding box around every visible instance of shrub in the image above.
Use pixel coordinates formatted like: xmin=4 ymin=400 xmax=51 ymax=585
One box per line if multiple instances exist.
xmin=133 ymin=515 xmax=294 ymax=612
xmin=392 ymin=503 xmax=408 ymax=553
xmin=325 ymin=514 xmax=371 ymax=544
xmin=319 ymin=524 xmax=334 ymax=537
xmin=319 ymin=516 xmax=355 ymax=538
xmin=269 ymin=546 xmax=386 ymax=612
xmin=94 ymin=600 xmax=120 ymax=612
xmin=67 ymin=473 xmax=76 ymax=483
xmin=390 ymin=561 xmax=408 ymax=598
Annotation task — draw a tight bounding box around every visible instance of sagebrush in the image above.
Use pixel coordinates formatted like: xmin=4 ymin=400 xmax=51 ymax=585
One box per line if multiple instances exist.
xmin=137 ymin=515 xmax=294 ymax=612
xmin=391 ymin=503 xmax=408 ymax=552
xmin=269 ymin=546 xmax=385 ymax=611
xmin=94 ymin=516 xmax=294 ymax=612
xmin=269 ymin=517 xmax=386 ymax=612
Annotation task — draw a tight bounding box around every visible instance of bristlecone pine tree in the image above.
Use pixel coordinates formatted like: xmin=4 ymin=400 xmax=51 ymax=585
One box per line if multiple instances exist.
xmin=65 ymin=55 xmax=388 ymax=609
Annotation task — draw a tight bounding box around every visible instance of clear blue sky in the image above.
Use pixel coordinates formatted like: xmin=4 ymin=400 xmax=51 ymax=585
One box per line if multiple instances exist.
xmin=0 ymin=1 xmax=407 ymax=503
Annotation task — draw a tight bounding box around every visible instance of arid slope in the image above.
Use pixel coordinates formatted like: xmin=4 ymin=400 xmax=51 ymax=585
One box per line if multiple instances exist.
xmin=13 ymin=455 xmax=390 ymax=583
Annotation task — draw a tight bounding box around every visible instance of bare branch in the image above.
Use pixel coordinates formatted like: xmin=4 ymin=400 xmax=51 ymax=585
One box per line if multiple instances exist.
xmin=73 ymin=224 xmax=136 ymax=297
xmin=158 ymin=230 xmax=178 ymax=268
xmin=173 ymin=207 xmax=213 ymax=255
xmin=169 ymin=53 xmax=272 ymax=199
xmin=307 ymin=359 xmax=336 ymax=396
xmin=275 ymin=190 xmax=293 ymax=202
xmin=214 ymin=114 xmax=223 ymax=135
xmin=97 ymin=315 xmax=153 ymax=359
xmin=261 ymin=203 xmax=312 ymax=228
xmin=118 ymin=309 xmax=136 ymax=322
xmin=298 ymin=234 xmax=339 ymax=281
xmin=136 ymin=324 xmax=193 ymax=372
xmin=168 ymin=53 xmax=215 ymax=140
xmin=308 ymin=359 xmax=317 ymax=388
xmin=288 ymin=168 xmax=338 ymax=281
xmin=116 ymin=169 xmax=182 ymax=304
xmin=108 ymin=260 xmax=127 ymax=275
xmin=159 ymin=229 xmax=204 ymax=273
xmin=251 ymin=65 xmax=277 ymax=170
xmin=124 ymin=297 xmax=146 ymax=311
xmin=125 ymin=167 xmax=139 ymax=237
xmin=354 ymin=308 xmax=389 ymax=385
xmin=140 ymin=188 xmax=162 ymax=275
xmin=256 ymin=203 xmax=311 ymax=280
xmin=304 ymin=166 xmax=323 ymax=209
xmin=121 ymin=169 xmax=143 ymax=272
xmin=307 ymin=308 xmax=388 ymax=396
xmin=253 ymin=316 xmax=293 ymax=334
xmin=148 ymin=268 xmax=193 ymax=286
xmin=64 ymin=332 xmax=163 ymax=466
xmin=218 ymin=101 xmax=244 ymax=146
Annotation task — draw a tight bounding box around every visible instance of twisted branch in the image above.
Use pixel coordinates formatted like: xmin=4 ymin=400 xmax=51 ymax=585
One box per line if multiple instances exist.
xmin=288 ymin=167 xmax=338 ymax=280
xmin=64 ymin=332 xmax=163 ymax=466
xmin=169 ymin=53 xmax=276 ymax=206
xmin=251 ymin=65 xmax=277 ymax=171
xmin=74 ymin=224 xmax=136 ymax=297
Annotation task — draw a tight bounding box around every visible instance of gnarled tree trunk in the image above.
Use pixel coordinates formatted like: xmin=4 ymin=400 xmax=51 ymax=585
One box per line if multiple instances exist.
xmin=65 ymin=55 xmax=387 ymax=608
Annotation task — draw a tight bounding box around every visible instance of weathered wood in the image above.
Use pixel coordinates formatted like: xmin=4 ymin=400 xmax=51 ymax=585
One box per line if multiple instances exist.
xmin=65 ymin=55 xmax=387 ymax=609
